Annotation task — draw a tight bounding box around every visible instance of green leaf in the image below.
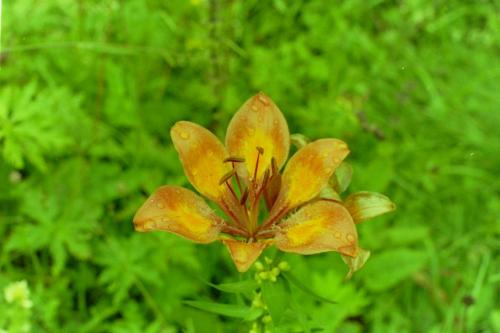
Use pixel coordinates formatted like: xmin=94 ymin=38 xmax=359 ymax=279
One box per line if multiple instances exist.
xmin=282 ymin=278 xmax=310 ymax=333
xmin=358 ymin=248 xmax=427 ymax=291
xmin=183 ymin=300 xmax=263 ymax=321
xmin=202 ymin=279 xmax=258 ymax=294
xmin=282 ymin=273 xmax=337 ymax=304
xmin=261 ymin=279 xmax=289 ymax=323
xmin=344 ymin=191 xmax=396 ymax=222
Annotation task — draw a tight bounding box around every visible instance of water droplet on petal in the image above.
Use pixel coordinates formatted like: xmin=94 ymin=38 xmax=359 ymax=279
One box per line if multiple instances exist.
xmin=156 ymin=202 xmax=165 ymax=209
xmin=338 ymin=142 xmax=347 ymax=150
xmin=258 ymin=94 xmax=270 ymax=105
xmin=334 ymin=231 xmax=342 ymax=239
xmin=251 ymin=104 xmax=259 ymax=111
xmin=346 ymin=233 xmax=355 ymax=242
xmin=180 ymin=131 xmax=190 ymax=139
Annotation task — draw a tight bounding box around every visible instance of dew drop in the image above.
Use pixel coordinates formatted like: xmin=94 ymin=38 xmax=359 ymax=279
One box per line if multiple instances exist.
xmin=251 ymin=104 xmax=259 ymax=112
xmin=338 ymin=142 xmax=347 ymax=150
xmin=156 ymin=202 xmax=165 ymax=209
xmin=258 ymin=94 xmax=270 ymax=105
xmin=346 ymin=233 xmax=355 ymax=242
xmin=334 ymin=231 xmax=342 ymax=239
xmin=180 ymin=131 xmax=190 ymax=139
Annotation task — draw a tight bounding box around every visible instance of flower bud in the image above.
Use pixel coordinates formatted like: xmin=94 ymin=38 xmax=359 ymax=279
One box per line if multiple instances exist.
xmin=278 ymin=261 xmax=290 ymax=271
xmin=254 ymin=261 xmax=264 ymax=271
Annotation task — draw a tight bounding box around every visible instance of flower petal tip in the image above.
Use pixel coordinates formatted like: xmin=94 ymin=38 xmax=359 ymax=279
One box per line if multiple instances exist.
xmin=133 ymin=186 xmax=221 ymax=243
xmin=224 ymin=240 xmax=267 ymax=273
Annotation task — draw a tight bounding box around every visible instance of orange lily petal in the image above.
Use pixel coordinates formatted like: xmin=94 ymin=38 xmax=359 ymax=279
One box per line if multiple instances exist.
xmin=225 ymin=92 xmax=290 ymax=183
xmin=271 ymin=139 xmax=349 ymax=215
xmin=223 ymin=239 xmax=267 ymax=272
xmin=171 ymin=121 xmax=230 ymax=201
xmin=274 ymin=200 xmax=358 ymax=256
xmin=133 ymin=186 xmax=222 ymax=243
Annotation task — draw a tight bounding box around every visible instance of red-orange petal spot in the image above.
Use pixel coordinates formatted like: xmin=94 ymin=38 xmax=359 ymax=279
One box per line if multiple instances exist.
xmin=133 ymin=186 xmax=222 ymax=243
xmin=275 ymin=200 xmax=357 ymax=256
xmin=272 ymin=139 xmax=349 ymax=214
xmin=225 ymin=92 xmax=290 ymax=183
xmin=171 ymin=121 xmax=230 ymax=201
xmin=223 ymin=239 xmax=267 ymax=272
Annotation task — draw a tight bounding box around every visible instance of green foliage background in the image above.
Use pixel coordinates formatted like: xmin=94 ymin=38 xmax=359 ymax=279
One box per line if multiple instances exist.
xmin=0 ymin=0 xmax=499 ymax=332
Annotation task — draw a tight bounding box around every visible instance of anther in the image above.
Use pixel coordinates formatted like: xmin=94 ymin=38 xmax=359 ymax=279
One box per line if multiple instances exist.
xmin=224 ymin=156 xmax=245 ymax=163
xmin=256 ymin=146 xmax=264 ymax=155
xmin=218 ymin=169 xmax=236 ymax=185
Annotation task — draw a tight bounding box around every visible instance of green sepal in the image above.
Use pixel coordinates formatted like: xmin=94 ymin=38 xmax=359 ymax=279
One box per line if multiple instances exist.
xmin=344 ymin=191 xmax=396 ymax=222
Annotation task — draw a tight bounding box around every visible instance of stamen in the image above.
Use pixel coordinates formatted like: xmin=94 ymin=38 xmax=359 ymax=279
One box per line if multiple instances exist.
xmin=253 ymin=146 xmax=264 ymax=182
xmin=259 ymin=205 xmax=288 ymax=231
xmin=224 ymin=156 xmax=245 ymax=163
xmin=225 ymin=181 xmax=239 ymax=202
xmin=240 ymin=188 xmax=249 ymax=205
xmin=221 ymin=224 xmax=249 ymax=237
xmin=252 ymin=168 xmax=270 ymax=213
xmin=231 ymin=162 xmax=243 ymax=194
xmin=220 ymin=199 xmax=245 ymax=229
xmin=219 ymin=169 xmax=236 ymax=185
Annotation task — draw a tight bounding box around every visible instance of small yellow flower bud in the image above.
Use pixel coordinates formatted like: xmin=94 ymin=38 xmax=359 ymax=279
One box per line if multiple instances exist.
xmin=249 ymin=322 xmax=259 ymax=333
xmin=262 ymin=315 xmax=272 ymax=324
xmin=271 ymin=267 xmax=280 ymax=277
xmin=254 ymin=261 xmax=264 ymax=271
xmin=258 ymin=272 xmax=270 ymax=280
xmin=278 ymin=261 xmax=290 ymax=271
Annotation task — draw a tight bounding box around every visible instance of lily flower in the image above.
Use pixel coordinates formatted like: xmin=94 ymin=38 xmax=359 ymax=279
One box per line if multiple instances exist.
xmin=133 ymin=92 xmax=393 ymax=272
